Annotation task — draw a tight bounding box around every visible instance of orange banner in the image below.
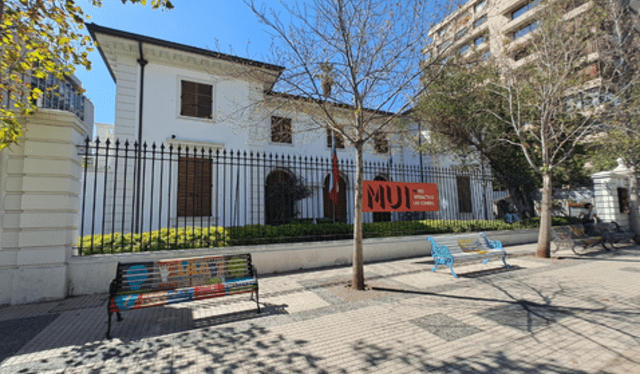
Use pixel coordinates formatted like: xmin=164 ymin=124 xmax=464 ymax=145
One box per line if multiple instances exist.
xmin=362 ymin=181 xmax=439 ymax=212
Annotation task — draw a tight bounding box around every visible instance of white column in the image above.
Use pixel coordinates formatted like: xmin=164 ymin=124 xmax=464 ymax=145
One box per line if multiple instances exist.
xmin=0 ymin=110 xmax=89 ymax=305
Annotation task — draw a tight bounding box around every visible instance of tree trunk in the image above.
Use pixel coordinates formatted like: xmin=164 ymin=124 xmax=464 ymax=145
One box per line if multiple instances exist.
xmin=537 ymin=171 xmax=552 ymax=258
xmin=352 ymin=143 xmax=365 ymax=290
xmin=628 ymin=167 xmax=640 ymax=241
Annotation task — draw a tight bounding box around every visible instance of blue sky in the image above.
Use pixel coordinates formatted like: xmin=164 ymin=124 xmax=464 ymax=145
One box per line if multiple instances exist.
xmin=75 ymin=1 xmax=286 ymax=125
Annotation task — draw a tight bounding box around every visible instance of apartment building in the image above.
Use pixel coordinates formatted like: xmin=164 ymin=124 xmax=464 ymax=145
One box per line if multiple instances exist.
xmin=425 ymin=0 xmax=595 ymax=65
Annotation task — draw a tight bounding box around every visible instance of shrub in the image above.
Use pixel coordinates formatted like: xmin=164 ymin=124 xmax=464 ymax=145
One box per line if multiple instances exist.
xmin=77 ymin=226 xmax=229 ymax=255
xmin=78 ymin=216 xmax=575 ymax=255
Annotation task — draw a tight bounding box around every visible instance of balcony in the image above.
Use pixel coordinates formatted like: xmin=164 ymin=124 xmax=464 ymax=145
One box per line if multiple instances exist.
xmin=30 ymin=74 xmax=94 ymax=125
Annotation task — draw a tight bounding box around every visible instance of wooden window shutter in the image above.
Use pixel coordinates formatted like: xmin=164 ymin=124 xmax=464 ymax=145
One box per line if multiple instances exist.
xmin=178 ymin=157 xmax=212 ymax=217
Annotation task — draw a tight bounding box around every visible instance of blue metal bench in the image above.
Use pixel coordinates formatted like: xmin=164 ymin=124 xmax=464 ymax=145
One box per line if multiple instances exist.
xmin=427 ymin=233 xmax=510 ymax=278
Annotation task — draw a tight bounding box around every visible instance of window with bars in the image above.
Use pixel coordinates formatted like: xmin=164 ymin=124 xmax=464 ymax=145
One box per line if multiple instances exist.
xmin=271 ymin=116 xmax=293 ymax=144
xmin=180 ymin=80 xmax=213 ymax=119
xmin=457 ymin=176 xmax=473 ymax=213
xmin=327 ymin=128 xmax=345 ymax=148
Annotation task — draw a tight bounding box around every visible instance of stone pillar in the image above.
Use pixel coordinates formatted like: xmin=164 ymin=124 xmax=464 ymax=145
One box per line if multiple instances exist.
xmin=592 ymin=161 xmax=633 ymax=227
xmin=0 ymin=110 xmax=89 ymax=305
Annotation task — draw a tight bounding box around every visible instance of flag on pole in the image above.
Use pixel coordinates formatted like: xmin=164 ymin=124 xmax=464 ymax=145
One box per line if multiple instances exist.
xmin=329 ymin=131 xmax=339 ymax=204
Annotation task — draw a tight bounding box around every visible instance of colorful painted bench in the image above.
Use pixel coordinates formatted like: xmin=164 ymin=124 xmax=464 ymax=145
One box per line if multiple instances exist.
xmin=427 ymin=233 xmax=510 ymax=278
xmin=551 ymin=224 xmax=607 ymax=254
xmin=107 ymin=253 xmax=259 ymax=339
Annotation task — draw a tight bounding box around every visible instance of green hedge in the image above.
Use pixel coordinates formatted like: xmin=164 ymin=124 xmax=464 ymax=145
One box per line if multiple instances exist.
xmin=77 ymin=226 xmax=229 ymax=255
xmin=77 ymin=216 xmax=581 ymax=255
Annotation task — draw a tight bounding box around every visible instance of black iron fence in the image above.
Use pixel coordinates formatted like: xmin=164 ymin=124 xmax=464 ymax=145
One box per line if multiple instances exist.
xmin=77 ymin=137 xmax=506 ymax=255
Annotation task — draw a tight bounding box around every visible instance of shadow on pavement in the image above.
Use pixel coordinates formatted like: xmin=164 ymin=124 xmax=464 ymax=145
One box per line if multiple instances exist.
xmin=352 ymin=342 xmax=611 ymax=374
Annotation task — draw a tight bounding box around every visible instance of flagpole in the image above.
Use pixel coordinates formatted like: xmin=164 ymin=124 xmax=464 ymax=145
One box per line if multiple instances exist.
xmin=332 ymin=132 xmax=336 ymax=223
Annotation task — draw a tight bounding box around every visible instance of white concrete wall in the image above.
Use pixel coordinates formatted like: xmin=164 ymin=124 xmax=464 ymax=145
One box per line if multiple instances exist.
xmin=0 ymin=110 xmax=89 ymax=305
xmin=67 ymin=229 xmax=538 ymax=296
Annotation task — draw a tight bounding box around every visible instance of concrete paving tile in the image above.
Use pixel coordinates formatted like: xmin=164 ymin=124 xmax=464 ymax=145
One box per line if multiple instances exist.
xmin=2 ymin=244 xmax=640 ymax=373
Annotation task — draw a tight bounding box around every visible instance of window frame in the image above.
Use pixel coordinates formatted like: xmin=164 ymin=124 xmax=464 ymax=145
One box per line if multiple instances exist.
xmin=179 ymin=79 xmax=214 ymax=120
xmin=438 ymin=39 xmax=452 ymax=51
xmin=474 ymin=15 xmax=488 ymax=28
xmin=455 ymin=27 xmax=469 ymax=39
xmin=271 ymin=116 xmax=293 ymax=144
xmin=513 ymin=21 xmax=538 ymax=40
xmin=474 ymin=0 xmax=487 ymax=13
xmin=327 ymin=128 xmax=345 ymax=149
xmin=511 ymin=0 xmax=540 ymax=20
xmin=373 ymin=131 xmax=389 ymax=154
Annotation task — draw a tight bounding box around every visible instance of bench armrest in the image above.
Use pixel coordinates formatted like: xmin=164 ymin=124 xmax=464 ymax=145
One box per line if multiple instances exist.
xmin=428 ymin=237 xmax=451 ymax=258
xmin=487 ymin=239 xmax=502 ymax=250
xmin=252 ymin=265 xmax=259 ymax=281
xmin=481 ymin=233 xmax=502 ymax=250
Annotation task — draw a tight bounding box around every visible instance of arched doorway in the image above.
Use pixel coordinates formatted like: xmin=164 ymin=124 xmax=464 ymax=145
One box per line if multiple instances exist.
xmin=265 ymin=170 xmax=294 ymax=225
xmin=372 ymin=175 xmax=391 ymax=222
xmin=323 ymin=174 xmax=347 ymax=222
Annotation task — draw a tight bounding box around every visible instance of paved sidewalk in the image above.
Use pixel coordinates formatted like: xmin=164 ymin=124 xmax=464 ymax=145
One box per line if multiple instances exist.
xmin=1 ymin=242 xmax=640 ymax=373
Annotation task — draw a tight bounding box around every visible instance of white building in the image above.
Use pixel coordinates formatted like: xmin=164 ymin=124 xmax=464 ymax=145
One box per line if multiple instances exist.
xmin=81 ymin=24 xmax=492 ymax=239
